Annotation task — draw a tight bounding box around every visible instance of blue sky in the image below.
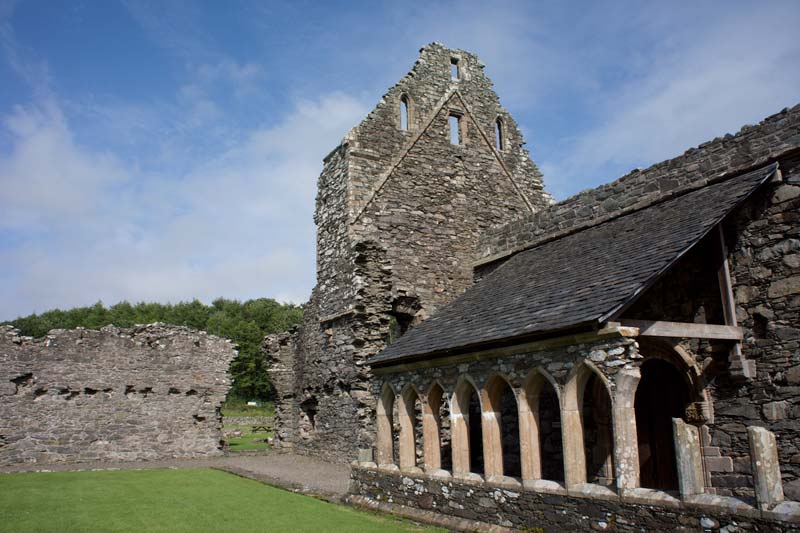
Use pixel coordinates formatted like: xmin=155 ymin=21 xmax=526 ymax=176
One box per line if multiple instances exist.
xmin=1 ymin=0 xmax=799 ymax=320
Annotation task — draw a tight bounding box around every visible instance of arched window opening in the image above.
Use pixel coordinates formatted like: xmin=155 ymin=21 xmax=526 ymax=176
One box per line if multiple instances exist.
xmin=635 ymin=358 xmax=691 ymax=490
xmin=439 ymin=395 xmax=452 ymax=472
xmin=495 ymin=118 xmax=504 ymax=150
xmin=582 ymin=372 xmax=614 ymax=485
xmin=468 ymin=388 xmax=484 ymax=475
xmin=392 ymin=398 xmax=401 ymax=465
xmin=414 ymin=396 xmax=424 ymax=468
xmin=449 ymin=114 xmax=461 ymax=145
xmin=398 ymin=386 xmax=423 ymax=470
xmin=521 ymin=371 xmax=563 ymax=482
xmin=484 ymin=375 xmax=521 ymax=479
xmin=500 ymin=384 xmax=521 ymax=477
xmin=452 ymin=378 xmax=483 ymax=477
xmin=539 ymin=383 xmax=564 ymax=481
xmin=376 ymin=384 xmax=396 ymax=466
xmin=450 ymin=57 xmax=460 ymax=79
xmin=399 ymin=95 xmax=409 ymax=131
xmin=427 ymin=383 xmax=451 ymax=472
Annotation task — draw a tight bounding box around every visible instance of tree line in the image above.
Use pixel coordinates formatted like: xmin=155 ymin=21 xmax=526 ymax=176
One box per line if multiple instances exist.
xmin=2 ymin=298 xmax=303 ymax=401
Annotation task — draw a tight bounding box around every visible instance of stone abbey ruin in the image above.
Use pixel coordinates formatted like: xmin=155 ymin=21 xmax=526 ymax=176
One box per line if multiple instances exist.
xmin=265 ymin=43 xmax=800 ymax=530
xmin=2 ymin=41 xmax=800 ymax=531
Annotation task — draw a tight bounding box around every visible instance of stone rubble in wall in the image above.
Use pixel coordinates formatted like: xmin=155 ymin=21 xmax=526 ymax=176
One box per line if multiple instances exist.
xmin=0 ymin=324 xmax=236 ymax=465
xmin=264 ymin=43 xmax=553 ymax=463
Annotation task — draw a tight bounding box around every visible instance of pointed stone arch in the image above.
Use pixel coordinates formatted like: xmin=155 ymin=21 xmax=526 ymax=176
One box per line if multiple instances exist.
xmin=451 ymin=375 xmax=483 ymax=478
xmin=563 ymin=361 xmax=615 ymax=487
xmin=632 ymin=339 xmax=712 ymax=491
xmin=519 ymin=368 xmax=564 ymax=482
xmin=398 ymin=384 xmax=423 ymax=471
xmin=423 ymin=380 xmax=449 ymax=472
xmin=376 ymin=383 xmax=397 ymax=467
xmin=481 ymin=373 xmax=521 ymax=480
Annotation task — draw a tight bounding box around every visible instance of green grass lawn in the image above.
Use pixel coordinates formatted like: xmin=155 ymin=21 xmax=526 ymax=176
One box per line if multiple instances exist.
xmin=224 ymin=422 xmax=272 ymax=451
xmin=221 ymin=400 xmax=275 ymax=418
xmin=0 ymin=468 xmax=441 ymax=532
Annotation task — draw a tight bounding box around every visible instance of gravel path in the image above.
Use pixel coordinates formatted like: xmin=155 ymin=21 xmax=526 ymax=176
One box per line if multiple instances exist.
xmin=0 ymin=452 xmax=352 ymax=501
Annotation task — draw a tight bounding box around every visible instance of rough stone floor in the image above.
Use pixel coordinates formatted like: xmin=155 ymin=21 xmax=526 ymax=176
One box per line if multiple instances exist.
xmin=0 ymin=452 xmax=352 ymax=502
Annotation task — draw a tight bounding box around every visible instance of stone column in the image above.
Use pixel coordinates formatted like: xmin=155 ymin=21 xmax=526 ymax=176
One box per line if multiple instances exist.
xmin=376 ymin=411 xmax=394 ymax=466
xmin=612 ymin=367 xmax=640 ymax=493
xmin=451 ymin=412 xmax=470 ymax=477
xmin=422 ymin=408 xmax=441 ymax=471
xmin=398 ymin=392 xmax=416 ymax=470
xmin=376 ymin=385 xmax=395 ymax=467
xmin=562 ymin=408 xmax=586 ymax=488
xmin=748 ymin=426 xmax=784 ymax=510
xmin=518 ymin=391 xmax=541 ymax=482
xmin=673 ymin=418 xmax=704 ymax=498
xmin=481 ymin=409 xmax=504 ymax=480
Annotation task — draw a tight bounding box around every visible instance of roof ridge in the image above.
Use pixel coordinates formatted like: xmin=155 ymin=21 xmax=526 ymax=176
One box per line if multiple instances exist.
xmin=474 ymin=161 xmax=782 ymax=268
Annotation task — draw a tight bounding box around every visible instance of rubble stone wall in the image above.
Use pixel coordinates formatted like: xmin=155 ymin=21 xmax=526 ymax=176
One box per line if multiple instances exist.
xmin=351 ymin=467 xmax=799 ymax=533
xmin=265 ymin=43 xmax=552 ymax=462
xmin=723 ymin=154 xmax=800 ymax=499
xmin=477 ymin=104 xmax=800 ymax=264
xmin=0 ymin=324 xmax=236 ymax=465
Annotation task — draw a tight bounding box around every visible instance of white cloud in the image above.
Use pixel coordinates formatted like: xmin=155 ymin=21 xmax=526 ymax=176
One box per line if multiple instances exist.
xmin=0 ymin=92 xmax=369 ymax=319
xmin=538 ymin=3 xmax=800 ymax=199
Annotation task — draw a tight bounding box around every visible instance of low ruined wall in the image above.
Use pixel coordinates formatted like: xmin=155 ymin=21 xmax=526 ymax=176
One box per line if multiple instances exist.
xmin=351 ymin=467 xmax=800 ymax=532
xmin=0 ymin=324 xmax=236 ymax=465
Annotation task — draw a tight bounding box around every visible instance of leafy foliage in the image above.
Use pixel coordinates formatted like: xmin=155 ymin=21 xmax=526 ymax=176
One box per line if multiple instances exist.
xmin=2 ymin=298 xmax=303 ymax=401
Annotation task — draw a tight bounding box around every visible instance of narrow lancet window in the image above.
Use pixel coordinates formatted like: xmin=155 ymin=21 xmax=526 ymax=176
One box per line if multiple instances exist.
xmin=449 ymin=114 xmax=461 ymax=145
xmin=450 ymin=58 xmax=460 ymax=80
xmin=400 ymin=96 xmax=409 ymax=131
xmin=495 ymin=118 xmax=504 ymax=150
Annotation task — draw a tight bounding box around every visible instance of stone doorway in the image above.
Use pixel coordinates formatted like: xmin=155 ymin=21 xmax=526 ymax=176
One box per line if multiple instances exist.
xmin=635 ymin=358 xmax=691 ymax=490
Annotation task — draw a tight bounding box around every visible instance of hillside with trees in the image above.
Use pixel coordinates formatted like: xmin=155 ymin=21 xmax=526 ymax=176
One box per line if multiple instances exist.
xmin=2 ymin=298 xmax=303 ymax=402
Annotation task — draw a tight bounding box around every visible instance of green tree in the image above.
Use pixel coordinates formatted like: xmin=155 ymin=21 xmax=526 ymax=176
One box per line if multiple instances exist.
xmin=2 ymin=297 xmax=303 ymax=402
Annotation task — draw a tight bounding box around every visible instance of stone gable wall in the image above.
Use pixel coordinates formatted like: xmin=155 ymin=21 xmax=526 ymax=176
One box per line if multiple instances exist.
xmin=266 ymin=43 xmax=552 ymax=462
xmin=0 ymin=324 xmax=236 ymax=465
xmin=477 ymin=104 xmax=800 ymax=264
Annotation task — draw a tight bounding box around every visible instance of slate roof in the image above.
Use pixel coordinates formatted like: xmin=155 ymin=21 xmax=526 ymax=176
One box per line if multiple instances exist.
xmin=370 ymin=163 xmax=778 ymax=365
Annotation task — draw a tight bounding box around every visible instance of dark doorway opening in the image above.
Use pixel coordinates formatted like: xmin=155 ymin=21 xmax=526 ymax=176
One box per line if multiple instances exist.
xmin=635 ymin=358 xmax=690 ymax=490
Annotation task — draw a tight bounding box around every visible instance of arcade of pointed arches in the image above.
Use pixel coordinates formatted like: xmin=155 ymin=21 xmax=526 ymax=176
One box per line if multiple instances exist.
xmin=375 ymin=342 xmax=712 ymax=494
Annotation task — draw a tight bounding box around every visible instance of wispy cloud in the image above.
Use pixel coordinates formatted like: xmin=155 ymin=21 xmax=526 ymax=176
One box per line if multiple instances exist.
xmin=0 ymin=90 xmax=368 ymax=319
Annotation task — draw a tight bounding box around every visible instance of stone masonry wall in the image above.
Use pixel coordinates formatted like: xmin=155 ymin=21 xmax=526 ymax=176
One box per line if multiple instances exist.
xmin=266 ymin=43 xmax=552 ymax=462
xmin=351 ymin=467 xmax=799 ymax=532
xmin=477 ymin=104 xmax=800 ymax=264
xmin=0 ymin=324 xmax=236 ymax=465
xmin=721 ymin=152 xmax=800 ymax=499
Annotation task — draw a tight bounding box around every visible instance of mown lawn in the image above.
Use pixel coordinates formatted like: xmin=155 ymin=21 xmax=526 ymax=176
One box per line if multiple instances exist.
xmin=221 ymin=401 xmax=275 ymax=418
xmin=0 ymin=468 xmax=441 ymax=532
xmin=224 ymin=422 xmax=271 ymax=451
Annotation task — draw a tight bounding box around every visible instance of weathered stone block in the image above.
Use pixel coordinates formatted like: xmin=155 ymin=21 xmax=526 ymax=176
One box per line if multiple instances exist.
xmin=748 ymin=426 xmax=784 ymax=510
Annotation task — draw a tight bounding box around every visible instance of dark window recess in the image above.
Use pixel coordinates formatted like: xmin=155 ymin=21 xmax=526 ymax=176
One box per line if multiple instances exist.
xmin=449 ymin=114 xmax=461 ymax=145
xmin=400 ymin=96 xmax=409 ymax=131
xmin=300 ymin=395 xmax=319 ymax=430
